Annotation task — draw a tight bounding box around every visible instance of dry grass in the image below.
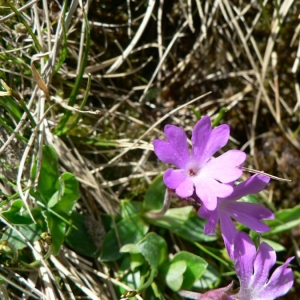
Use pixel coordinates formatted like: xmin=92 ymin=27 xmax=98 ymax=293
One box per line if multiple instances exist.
xmin=0 ymin=0 xmax=299 ymax=299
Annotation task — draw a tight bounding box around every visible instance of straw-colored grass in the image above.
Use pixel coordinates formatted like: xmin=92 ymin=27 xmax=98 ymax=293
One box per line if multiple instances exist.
xmin=0 ymin=0 xmax=299 ymax=299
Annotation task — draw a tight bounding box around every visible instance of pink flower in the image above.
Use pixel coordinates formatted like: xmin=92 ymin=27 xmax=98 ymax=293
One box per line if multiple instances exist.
xmin=198 ymin=174 xmax=274 ymax=258
xmin=233 ymin=232 xmax=294 ymax=300
xmin=178 ymin=233 xmax=294 ymax=300
xmin=153 ymin=116 xmax=246 ymax=210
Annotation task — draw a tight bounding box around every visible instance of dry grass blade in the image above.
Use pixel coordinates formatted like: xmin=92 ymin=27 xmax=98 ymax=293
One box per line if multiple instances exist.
xmin=261 ymin=0 xmax=295 ymax=82
xmin=0 ymin=0 xmax=39 ymax=23
xmin=50 ymin=256 xmax=100 ymax=300
xmin=138 ymin=20 xmax=189 ymax=103
xmin=242 ymin=167 xmax=292 ymax=182
xmin=106 ymin=0 xmax=156 ymax=74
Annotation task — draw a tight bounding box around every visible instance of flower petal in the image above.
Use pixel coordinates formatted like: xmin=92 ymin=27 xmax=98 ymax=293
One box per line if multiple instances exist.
xmin=198 ymin=205 xmax=219 ymax=235
xmin=194 ymin=177 xmax=233 ymax=210
xmin=251 ymin=242 xmax=276 ymax=288
xmin=220 ymin=202 xmax=274 ymax=232
xmin=191 ymin=116 xmax=212 ymax=163
xmin=153 ymin=124 xmax=189 ymax=168
xmin=163 ymin=168 xmax=187 ymax=189
xmin=163 ymin=169 xmax=194 ymax=198
xmin=234 ymin=235 xmax=294 ymax=300
xmin=234 ymin=232 xmax=256 ymax=287
xmin=176 ymin=177 xmax=194 ymax=198
xmin=223 ymin=174 xmax=270 ymax=201
xmin=202 ymin=150 xmax=246 ymax=183
xmin=260 ymin=257 xmax=294 ymax=299
xmin=204 ymin=124 xmax=230 ymax=158
xmin=220 ymin=214 xmax=238 ymax=259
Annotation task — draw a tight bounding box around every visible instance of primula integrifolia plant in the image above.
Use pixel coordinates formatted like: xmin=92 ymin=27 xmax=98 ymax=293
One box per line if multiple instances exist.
xmin=233 ymin=232 xmax=294 ymax=300
xmin=153 ymin=116 xmax=294 ymax=298
xmin=153 ymin=116 xmax=246 ymax=210
xmin=198 ymin=174 xmax=274 ymax=258
xmin=179 ymin=232 xmax=294 ymax=300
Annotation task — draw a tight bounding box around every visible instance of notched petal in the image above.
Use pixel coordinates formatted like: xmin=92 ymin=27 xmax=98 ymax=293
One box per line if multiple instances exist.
xmin=176 ymin=176 xmax=194 ymax=198
xmin=222 ymin=202 xmax=274 ymax=232
xmin=203 ymin=150 xmax=246 ymax=183
xmin=204 ymin=124 xmax=230 ymax=158
xmin=191 ymin=116 xmax=212 ymax=163
xmin=234 ymin=232 xmax=257 ymax=283
xmin=194 ymin=178 xmax=232 ymax=210
xmin=261 ymin=257 xmax=294 ymax=299
xmin=252 ymin=243 xmax=276 ymax=288
xmin=163 ymin=168 xmax=187 ymax=189
xmin=198 ymin=206 xmax=219 ymax=235
xmin=153 ymin=132 xmax=189 ymax=168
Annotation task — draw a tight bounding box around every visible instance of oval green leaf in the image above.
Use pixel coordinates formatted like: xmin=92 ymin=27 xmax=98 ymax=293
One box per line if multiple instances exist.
xmin=138 ymin=232 xmax=167 ymax=269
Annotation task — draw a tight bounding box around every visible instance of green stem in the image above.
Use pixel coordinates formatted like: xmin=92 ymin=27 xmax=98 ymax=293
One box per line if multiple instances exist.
xmin=212 ymin=108 xmax=228 ymax=127
xmin=136 ymin=267 xmax=157 ymax=293
xmin=194 ymin=242 xmax=230 ymax=267
xmin=55 ymin=8 xmax=91 ymax=135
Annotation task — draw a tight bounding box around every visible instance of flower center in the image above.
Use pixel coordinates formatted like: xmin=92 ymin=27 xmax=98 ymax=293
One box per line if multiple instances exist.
xmin=186 ymin=160 xmax=202 ymax=177
xmin=188 ymin=169 xmax=197 ymax=176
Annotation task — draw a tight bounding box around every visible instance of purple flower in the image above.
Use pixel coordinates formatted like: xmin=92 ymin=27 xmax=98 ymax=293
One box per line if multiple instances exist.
xmin=153 ymin=116 xmax=246 ymax=210
xmin=179 ymin=233 xmax=294 ymax=300
xmin=233 ymin=232 xmax=294 ymax=300
xmin=198 ymin=174 xmax=274 ymax=258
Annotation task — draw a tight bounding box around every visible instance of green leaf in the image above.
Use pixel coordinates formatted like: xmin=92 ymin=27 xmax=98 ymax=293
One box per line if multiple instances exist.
xmin=129 ymin=253 xmax=145 ymax=271
xmin=241 ymin=194 xmax=259 ymax=204
xmin=0 ymin=96 xmax=22 ymax=122
xmin=120 ymin=243 xmax=141 ymax=254
xmin=100 ymin=215 xmax=149 ymax=262
xmin=265 ymin=205 xmax=300 ymax=235
xmin=138 ymin=232 xmax=167 ymax=269
xmin=31 ymin=147 xmax=79 ymax=226
xmin=65 ymin=212 xmax=100 ymax=258
xmin=143 ymin=175 xmax=165 ymax=212
xmin=147 ymin=206 xmax=193 ymax=228
xmin=41 ymin=173 xmax=79 ymax=255
xmin=165 ymin=260 xmax=186 ymax=291
xmin=147 ymin=207 xmax=217 ymax=242
xmin=122 ymin=251 xmax=146 ymax=271
xmin=171 ymin=251 xmax=207 ymax=289
xmin=175 ymin=212 xmax=217 ymax=242
xmin=44 ymin=212 xmax=67 ymax=255
xmin=194 ymin=264 xmax=220 ymax=290
xmin=121 ymin=200 xmax=143 ymax=219
xmin=120 ymin=244 xmax=146 ymax=270
xmin=1 ymin=224 xmax=43 ymax=250
xmin=52 ymin=172 xmax=80 ymax=215
xmin=48 ymin=190 xmax=60 ymax=208
xmin=2 ymin=200 xmax=34 ymax=225
xmin=260 ymin=238 xmax=286 ymax=252
xmin=1 ymin=209 xmax=45 ymax=250
xmin=117 ymin=257 xmax=143 ymax=294
xmin=31 ymin=145 xmax=59 ymax=204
